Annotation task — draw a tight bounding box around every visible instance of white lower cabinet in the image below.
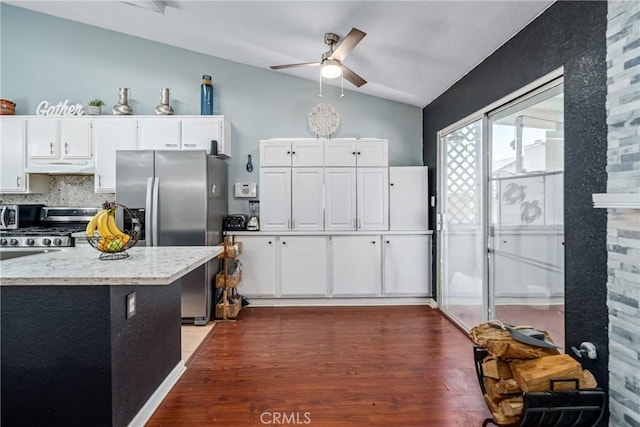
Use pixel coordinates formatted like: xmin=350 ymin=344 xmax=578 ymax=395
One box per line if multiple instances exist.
xmin=331 ymin=236 xmax=381 ymax=296
xmin=280 ymin=236 xmax=329 ymax=296
xmin=234 ymin=233 xmax=431 ymax=299
xmin=238 ymin=236 xmax=277 ymax=297
xmin=383 ymin=235 xmax=430 ymax=295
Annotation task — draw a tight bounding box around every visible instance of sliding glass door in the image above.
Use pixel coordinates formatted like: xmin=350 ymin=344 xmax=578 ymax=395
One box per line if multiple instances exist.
xmin=438 ymin=77 xmax=564 ymax=346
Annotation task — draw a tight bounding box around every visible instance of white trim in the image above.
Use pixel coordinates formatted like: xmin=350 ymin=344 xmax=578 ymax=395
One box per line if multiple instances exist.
xmin=228 ymin=230 xmax=433 ymax=236
xmin=244 ymin=297 xmax=436 ymax=308
xmin=438 ymin=66 xmax=564 ymax=136
xmin=127 ymin=361 xmax=187 ymax=427
xmin=592 ymin=193 xmax=640 ymax=209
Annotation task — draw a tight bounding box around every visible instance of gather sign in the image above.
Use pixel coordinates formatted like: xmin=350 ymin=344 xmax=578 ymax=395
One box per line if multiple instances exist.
xmin=36 ymin=99 xmax=85 ymax=116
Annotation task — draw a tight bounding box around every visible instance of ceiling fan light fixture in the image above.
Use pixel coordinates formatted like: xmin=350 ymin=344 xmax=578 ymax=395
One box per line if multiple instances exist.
xmin=321 ymin=59 xmax=342 ymax=79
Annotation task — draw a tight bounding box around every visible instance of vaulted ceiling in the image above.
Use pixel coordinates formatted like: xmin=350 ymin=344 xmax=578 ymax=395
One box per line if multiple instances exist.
xmin=7 ymin=1 xmax=555 ymax=107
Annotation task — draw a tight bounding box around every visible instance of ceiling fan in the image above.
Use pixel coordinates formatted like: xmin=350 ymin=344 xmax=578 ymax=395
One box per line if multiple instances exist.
xmin=270 ymin=28 xmax=367 ymax=87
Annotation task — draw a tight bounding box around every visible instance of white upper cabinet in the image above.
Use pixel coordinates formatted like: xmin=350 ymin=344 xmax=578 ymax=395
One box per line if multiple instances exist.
xmin=93 ymin=119 xmax=137 ymax=193
xmin=259 ymin=167 xmax=292 ymax=230
xmin=260 ymin=139 xmax=324 ymax=167
xmin=291 ymin=167 xmax=324 ymax=230
xmin=0 ymin=117 xmax=47 ymax=194
xmin=26 ymin=118 xmax=92 ymax=161
xmin=324 ymin=168 xmax=357 ymax=230
xmin=136 ymin=118 xmax=181 ymax=150
xmin=357 ymin=168 xmax=389 ymax=230
xmin=389 ymin=166 xmax=429 ymax=231
xmin=180 ymin=117 xmax=230 ymax=157
xmin=324 ymin=139 xmax=388 ymax=167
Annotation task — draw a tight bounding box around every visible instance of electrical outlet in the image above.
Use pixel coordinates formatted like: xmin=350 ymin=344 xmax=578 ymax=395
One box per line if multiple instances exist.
xmin=126 ymin=292 xmax=136 ymax=319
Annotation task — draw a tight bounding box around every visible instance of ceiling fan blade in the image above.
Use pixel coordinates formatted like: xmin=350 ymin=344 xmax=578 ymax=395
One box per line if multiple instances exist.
xmin=270 ymin=62 xmax=320 ymax=70
xmin=341 ymin=65 xmax=367 ymax=87
xmin=331 ymin=28 xmax=366 ymax=62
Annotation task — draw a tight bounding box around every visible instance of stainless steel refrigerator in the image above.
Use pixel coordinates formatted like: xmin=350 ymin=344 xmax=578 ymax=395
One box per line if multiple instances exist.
xmin=115 ymin=150 xmax=227 ymax=325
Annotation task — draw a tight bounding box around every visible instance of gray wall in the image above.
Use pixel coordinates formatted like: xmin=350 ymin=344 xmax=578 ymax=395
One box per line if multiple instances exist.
xmin=0 ymin=4 xmax=422 ymax=213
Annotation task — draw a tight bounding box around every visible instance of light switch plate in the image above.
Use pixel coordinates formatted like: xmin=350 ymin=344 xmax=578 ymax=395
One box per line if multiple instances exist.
xmin=235 ymin=183 xmax=257 ymax=198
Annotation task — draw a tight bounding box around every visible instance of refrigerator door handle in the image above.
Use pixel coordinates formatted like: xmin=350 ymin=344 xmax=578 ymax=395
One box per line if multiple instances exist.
xmin=145 ymin=177 xmax=153 ymax=246
xmin=152 ymin=177 xmax=160 ymax=246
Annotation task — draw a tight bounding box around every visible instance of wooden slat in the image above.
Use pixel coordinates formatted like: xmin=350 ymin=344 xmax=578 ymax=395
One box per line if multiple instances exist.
xmin=147 ymin=306 xmax=491 ymax=426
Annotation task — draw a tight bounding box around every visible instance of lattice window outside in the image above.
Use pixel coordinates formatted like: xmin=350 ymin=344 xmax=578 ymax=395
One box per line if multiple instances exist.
xmin=443 ymin=121 xmax=482 ymax=226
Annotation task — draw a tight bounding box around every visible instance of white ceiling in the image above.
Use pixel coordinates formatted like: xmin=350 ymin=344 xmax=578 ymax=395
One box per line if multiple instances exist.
xmin=6 ymin=1 xmax=555 ymax=107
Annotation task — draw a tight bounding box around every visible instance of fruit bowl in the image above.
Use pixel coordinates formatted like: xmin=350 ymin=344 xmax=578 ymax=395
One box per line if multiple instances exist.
xmin=86 ymin=202 xmax=140 ymax=260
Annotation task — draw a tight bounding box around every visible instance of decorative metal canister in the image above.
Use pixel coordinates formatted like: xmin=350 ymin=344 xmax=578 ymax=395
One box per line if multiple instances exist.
xmin=112 ymin=87 xmax=133 ymax=115
xmin=154 ymin=88 xmax=174 ymax=115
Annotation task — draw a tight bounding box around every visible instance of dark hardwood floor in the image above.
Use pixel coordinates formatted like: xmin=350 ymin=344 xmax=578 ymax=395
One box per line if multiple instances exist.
xmin=147 ymin=306 xmax=491 ymax=426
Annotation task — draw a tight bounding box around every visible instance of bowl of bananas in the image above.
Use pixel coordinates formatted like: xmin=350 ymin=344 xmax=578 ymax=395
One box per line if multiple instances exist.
xmin=85 ymin=202 xmax=140 ymax=260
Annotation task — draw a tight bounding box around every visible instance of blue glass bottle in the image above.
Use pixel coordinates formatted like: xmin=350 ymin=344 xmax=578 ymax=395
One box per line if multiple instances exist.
xmin=201 ymin=75 xmax=213 ymax=115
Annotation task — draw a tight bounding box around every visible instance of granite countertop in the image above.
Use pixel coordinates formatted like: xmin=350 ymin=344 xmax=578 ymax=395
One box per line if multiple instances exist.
xmin=0 ymin=246 xmax=223 ymax=286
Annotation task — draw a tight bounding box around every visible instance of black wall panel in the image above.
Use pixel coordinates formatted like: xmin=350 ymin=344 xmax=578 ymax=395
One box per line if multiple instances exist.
xmin=422 ymin=0 xmax=609 ymax=409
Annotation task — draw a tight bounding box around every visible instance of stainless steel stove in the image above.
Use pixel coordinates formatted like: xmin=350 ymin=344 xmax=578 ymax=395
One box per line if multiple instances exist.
xmin=0 ymin=206 xmax=99 ymax=248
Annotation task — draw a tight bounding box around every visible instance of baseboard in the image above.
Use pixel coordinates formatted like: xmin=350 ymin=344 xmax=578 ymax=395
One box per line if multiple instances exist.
xmin=127 ymin=361 xmax=187 ymax=427
xmin=243 ymin=297 xmax=437 ymax=307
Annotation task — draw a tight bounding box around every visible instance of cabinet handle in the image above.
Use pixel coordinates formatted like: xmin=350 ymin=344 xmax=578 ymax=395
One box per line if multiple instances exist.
xmin=352 ymin=152 xmax=356 ymax=155
xmin=268 ymin=241 xmax=272 ymax=245
xmin=164 ymin=143 xmax=178 ymax=148
xmin=287 ymin=219 xmax=291 ymax=229
xmin=390 ymin=183 xmax=394 ymax=186
xmin=371 ymin=241 xmax=376 ymax=244
xmin=287 ymin=151 xmax=291 ymax=155
xmin=351 ymin=219 xmax=356 ymax=228
xmin=64 ymin=142 xmax=69 ymax=155
xmin=357 ymin=218 xmax=361 ymax=229
xmin=292 ymin=219 xmax=296 ymax=229
xmin=292 ymin=151 xmax=296 ymax=154
xmin=386 ymin=240 xmax=390 ymax=244
xmin=357 ymin=151 xmax=361 ymax=155
xmin=50 ymin=142 xmax=54 ymax=155
xmin=282 ymin=241 xmax=287 ymax=245
xmin=98 ymin=174 xmax=102 ymax=186
xmin=16 ymin=176 xmax=20 ymax=188
xmin=183 ymin=143 xmax=196 ymax=147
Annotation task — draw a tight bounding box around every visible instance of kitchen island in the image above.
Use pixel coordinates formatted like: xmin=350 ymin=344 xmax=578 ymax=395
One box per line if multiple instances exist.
xmin=0 ymin=246 xmax=223 ymax=427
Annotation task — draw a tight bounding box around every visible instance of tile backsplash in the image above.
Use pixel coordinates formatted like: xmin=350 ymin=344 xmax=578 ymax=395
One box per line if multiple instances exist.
xmin=0 ymin=176 xmax=114 ymax=207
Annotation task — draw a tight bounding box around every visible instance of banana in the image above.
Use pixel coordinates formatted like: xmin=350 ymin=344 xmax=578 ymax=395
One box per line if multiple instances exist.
xmin=106 ymin=211 xmax=125 ymax=238
xmin=85 ymin=209 xmax=107 ymax=237
xmin=96 ymin=209 xmax=114 ymax=239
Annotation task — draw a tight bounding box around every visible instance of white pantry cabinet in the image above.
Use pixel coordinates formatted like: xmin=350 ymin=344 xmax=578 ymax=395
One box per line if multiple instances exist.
xmin=93 ymin=119 xmax=137 ymax=193
xmin=260 ymin=167 xmax=324 ymax=231
xmin=280 ymin=236 xmax=329 ymax=296
xmin=383 ymin=235 xmax=430 ymax=295
xmin=389 ymin=167 xmax=429 ymax=231
xmin=0 ymin=117 xmax=48 ymax=193
xmin=357 ymin=168 xmax=389 ymax=230
xmin=260 ymin=139 xmax=324 ymax=167
xmin=324 ymin=139 xmax=388 ymax=167
xmin=237 ymin=235 xmax=277 ymax=297
xmin=26 ymin=117 xmax=92 ymax=161
xmin=331 ymin=235 xmax=382 ymax=296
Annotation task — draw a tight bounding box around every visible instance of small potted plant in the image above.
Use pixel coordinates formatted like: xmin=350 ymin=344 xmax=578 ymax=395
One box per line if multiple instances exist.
xmin=87 ymin=99 xmax=105 ymax=115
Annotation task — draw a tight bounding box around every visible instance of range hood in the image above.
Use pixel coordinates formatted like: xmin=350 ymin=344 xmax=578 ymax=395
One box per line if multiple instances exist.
xmin=25 ymin=161 xmax=95 ymax=175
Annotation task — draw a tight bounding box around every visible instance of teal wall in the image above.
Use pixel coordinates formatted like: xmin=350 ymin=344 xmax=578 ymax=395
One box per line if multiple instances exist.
xmin=0 ymin=4 xmax=422 ymax=213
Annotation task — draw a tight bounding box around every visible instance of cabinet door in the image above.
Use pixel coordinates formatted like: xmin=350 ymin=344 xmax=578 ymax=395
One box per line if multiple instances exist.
xmin=0 ymin=117 xmax=26 ymax=192
xmin=280 ymin=236 xmax=328 ymax=296
xmin=331 ymin=236 xmax=382 ymax=296
xmin=180 ymin=118 xmax=221 ymax=152
xmin=259 ymin=167 xmax=292 ymax=230
xmin=357 ymin=168 xmax=389 ymax=230
xmin=26 ymin=119 xmax=58 ymax=159
xmin=237 ymin=236 xmax=277 ymax=297
xmin=60 ymin=118 xmax=92 ymax=159
xmin=93 ymin=119 xmax=137 ymax=192
xmin=137 ymin=119 xmax=181 ymax=150
xmin=324 ymin=140 xmax=357 ymax=166
xmin=383 ymin=235 xmax=430 ymax=295
xmin=291 ymin=140 xmax=323 ymax=166
xmin=324 ymin=168 xmax=356 ymax=230
xmin=260 ymin=140 xmax=292 ymax=166
xmin=291 ymin=167 xmax=324 ymax=230
xmin=389 ymin=166 xmax=429 ymax=231
xmin=356 ymin=140 xmax=388 ymax=166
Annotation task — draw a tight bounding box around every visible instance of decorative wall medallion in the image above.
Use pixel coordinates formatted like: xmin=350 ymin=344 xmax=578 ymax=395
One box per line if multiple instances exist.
xmin=308 ymin=103 xmax=340 ymax=137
